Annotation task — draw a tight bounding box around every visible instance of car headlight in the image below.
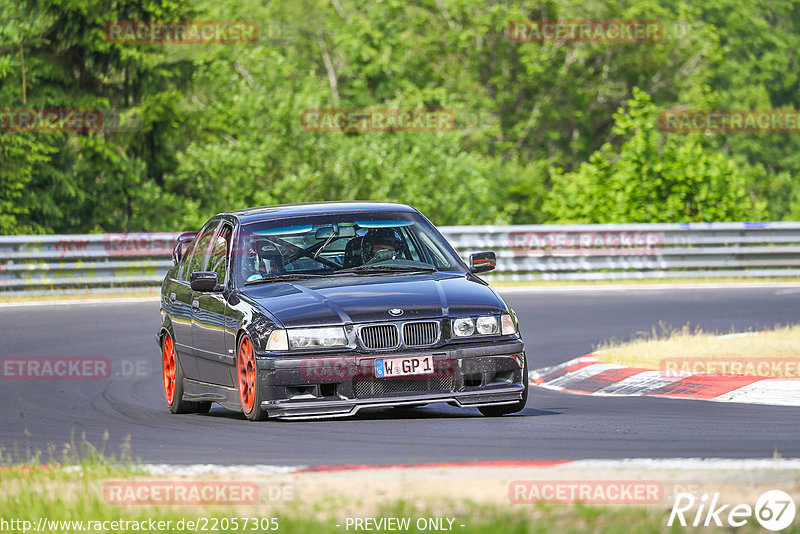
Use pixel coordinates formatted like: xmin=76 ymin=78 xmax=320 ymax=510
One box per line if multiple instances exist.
xmin=476 ymin=316 xmax=499 ymax=335
xmin=452 ymin=315 xmax=514 ymax=338
xmin=452 ymin=317 xmax=476 ymax=337
xmin=287 ymin=327 xmax=348 ymax=349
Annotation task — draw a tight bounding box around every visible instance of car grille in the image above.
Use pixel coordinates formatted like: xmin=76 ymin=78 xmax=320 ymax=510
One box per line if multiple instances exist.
xmin=359 ymin=324 xmax=399 ymax=350
xmin=402 ymin=321 xmax=439 ymax=346
xmin=353 ymin=376 xmax=455 ymax=397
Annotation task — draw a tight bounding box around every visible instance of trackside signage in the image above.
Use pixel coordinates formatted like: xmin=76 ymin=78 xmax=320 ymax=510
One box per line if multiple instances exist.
xmin=1 ymin=357 xmax=111 ymax=380
xmin=104 ymin=481 xmax=258 ymax=505
xmin=509 ymin=480 xmax=663 ymax=504
xmin=508 ymin=231 xmax=664 ymax=255
xmin=668 ymin=490 xmax=796 ymax=531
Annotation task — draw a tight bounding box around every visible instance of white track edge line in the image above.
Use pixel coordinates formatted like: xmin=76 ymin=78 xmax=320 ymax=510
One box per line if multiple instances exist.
xmin=496 ymin=282 xmax=800 ymax=293
xmin=0 ymin=297 xmax=161 ymax=308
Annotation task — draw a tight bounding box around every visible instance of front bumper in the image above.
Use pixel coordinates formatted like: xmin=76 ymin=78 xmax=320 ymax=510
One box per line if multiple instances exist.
xmin=254 ymin=339 xmax=525 ymax=419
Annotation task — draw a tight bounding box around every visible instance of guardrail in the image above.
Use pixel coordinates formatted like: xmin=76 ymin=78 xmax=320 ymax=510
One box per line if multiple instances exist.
xmin=0 ymin=233 xmax=176 ymax=292
xmin=1 ymin=222 xmax=799 ymax=293
xmin=441 ymin=221 xmax=800 ymax=281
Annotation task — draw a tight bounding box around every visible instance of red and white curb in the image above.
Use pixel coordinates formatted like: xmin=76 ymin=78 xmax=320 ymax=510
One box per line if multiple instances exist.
xmin=139 ymin=458 xmax=800 ymax=474
xmin=530 ymin=355 xmax=800 ymax=406
xmin=7 ymin=458 xmax=800 ymax=474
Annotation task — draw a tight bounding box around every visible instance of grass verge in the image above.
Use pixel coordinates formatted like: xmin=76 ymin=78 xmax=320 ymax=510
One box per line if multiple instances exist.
xmin=2 ymin=462 xmax=797 ymax=534
xmin=594 ymin=323 xmax=800 ymax=377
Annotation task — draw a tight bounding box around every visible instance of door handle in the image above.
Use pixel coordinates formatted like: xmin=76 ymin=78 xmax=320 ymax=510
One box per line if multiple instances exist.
xmin=192 ymin=299 xmax=199 ymax=309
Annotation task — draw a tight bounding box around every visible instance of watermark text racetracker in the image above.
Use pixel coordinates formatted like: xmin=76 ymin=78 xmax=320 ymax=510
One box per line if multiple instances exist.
xmin=508 ymin=230 xmax=664 ymax=255
xmin=1 ymin=109 xmax=143 ymax=133
xmin=103 ymin=480 xmax=293 ymax=506
xmin=509 ymin=20 xmax=664 ymax=43
xmin=1 ymin=357 xmax=149 ymax=380
xmin=104 ymin=481 xmax=266 ymax=505
xmin=1 ymin=109 xmax=102 ymax=132
xmin=104 ymin=21 xmax=258 ymax=44
xmin=660 ymin=109 xmax=800 ymax=133
xmin=661 ymin=358 xmax=800 ymax=378
xmin=509 ymin=480 xmax=663 ymax=504
xmin=301 ymin=109 xmax=455 ymax=133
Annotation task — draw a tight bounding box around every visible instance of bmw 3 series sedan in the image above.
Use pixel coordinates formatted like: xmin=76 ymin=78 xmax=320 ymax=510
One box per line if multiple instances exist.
xmin=158 ymin=202 xmax=527 ymax=420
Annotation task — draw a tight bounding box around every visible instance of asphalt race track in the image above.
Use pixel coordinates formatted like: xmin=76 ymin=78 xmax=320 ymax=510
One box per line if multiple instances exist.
xmin=1 ymin=285 xmax=799 ymax=466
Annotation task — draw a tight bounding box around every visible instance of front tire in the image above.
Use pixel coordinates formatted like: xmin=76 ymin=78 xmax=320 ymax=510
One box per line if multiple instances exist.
xmin=162 ymin=332 xmax=211 ymax=414
xmin=237 ymin=335 xmax=268 ymax=421
xmin=479 ymin=354 xmax=528 ymax=417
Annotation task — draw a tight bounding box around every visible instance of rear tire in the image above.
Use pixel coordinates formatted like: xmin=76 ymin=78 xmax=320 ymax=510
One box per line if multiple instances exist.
xmin=162 ymin=332 xmax=212 ymax=414
xmin=237 ymin=335 xmax=268 ymax=421
xmin=479 ymin=354 xmax=528 ymax=417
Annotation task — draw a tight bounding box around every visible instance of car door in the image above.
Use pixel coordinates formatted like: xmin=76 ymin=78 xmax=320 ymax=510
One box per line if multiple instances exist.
xmin=172 ymin=220 xmax=219 ymax=381
xmin=191 ymin=221 xmax=236 ymax=387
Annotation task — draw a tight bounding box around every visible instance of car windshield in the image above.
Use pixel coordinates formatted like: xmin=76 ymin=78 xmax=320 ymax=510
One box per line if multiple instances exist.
xmin=236 ymin=211 xmax=465 ymax=286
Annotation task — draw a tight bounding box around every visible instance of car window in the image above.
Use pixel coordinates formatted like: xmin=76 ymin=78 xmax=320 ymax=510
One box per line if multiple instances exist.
xmin=208 ymin=223 xmax=233 ymax=284
xmin=181 ymin=222 xmax=219 ymax=281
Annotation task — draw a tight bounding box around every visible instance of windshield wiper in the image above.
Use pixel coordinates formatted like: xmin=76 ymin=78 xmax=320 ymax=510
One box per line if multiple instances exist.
xmin=336 ymin=264 xmax=437 ymax=274
xmin=244 ymin=273 xmax=325 ymax=285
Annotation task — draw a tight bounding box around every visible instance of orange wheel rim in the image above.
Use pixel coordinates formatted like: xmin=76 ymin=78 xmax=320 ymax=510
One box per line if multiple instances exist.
xmin=162 ymin=334 xmax=176 ymax=405
xmin=238 ymin=337 xmax=256 ymax=413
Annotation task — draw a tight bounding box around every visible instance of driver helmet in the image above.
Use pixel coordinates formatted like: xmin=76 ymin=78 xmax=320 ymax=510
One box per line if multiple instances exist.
xmin=250 ymin=239 xmax=284 ymax=276
xmin=361 ymin=228 xmax=404 ymax=264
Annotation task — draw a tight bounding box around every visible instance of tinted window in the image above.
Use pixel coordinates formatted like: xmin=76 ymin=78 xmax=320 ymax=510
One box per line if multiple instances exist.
xmin=208 ymin=223 xmax=233 ymax=284
xmin=181 ymin=222 xmax=219 ymax=281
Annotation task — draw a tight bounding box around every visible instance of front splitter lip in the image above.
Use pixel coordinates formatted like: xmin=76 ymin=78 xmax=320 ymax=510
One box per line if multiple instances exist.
xmin=261 ymin=385 xmax=525 ymax=420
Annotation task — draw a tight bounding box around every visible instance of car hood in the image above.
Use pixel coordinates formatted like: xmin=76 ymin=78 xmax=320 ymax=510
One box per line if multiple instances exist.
xmin=243 ymin=273 xmax=505 ymax=327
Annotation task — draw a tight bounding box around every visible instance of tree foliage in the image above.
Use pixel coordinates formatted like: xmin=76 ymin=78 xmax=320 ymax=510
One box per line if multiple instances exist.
xmin=543 ymin=88 xmax=766 ymax=222
xmin=0 ymin=0 xmax=798 ymax=233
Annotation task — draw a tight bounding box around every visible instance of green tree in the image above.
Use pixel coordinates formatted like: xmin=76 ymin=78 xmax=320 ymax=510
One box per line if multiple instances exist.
xmin=3 ymin=0 xmax=800 ymax=232
xmin=543 ymin=88 xmax=766 ymax=223
xmin=0 ymin=0 xmax=195 ymax=233
xmin=0 ymin=133 xmax=55 ymax=233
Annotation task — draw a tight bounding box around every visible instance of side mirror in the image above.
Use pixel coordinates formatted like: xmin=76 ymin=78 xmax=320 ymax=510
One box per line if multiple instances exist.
xmin=469 ymin=251 xmax=496 ymax=273
xmin=190 ymin=271 xmax=222 ymax=292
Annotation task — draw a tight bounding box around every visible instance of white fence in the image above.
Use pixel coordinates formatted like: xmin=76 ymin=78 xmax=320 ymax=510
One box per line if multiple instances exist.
xmin=1 ymin=222 xmax=799 ymax=293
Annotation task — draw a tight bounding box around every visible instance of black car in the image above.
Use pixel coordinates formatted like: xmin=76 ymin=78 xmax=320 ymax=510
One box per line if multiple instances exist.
xmin=158 ymin=202 xmax=527 ymax=420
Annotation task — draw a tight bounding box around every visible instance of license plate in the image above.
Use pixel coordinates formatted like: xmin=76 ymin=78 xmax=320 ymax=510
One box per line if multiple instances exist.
xmin=375 ymin=356 xmax=435 ymax=378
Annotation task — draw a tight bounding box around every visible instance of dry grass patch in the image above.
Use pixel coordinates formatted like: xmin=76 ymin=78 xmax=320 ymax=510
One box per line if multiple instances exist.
xmin=594 ymin=324 xmax=800 ymax=377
